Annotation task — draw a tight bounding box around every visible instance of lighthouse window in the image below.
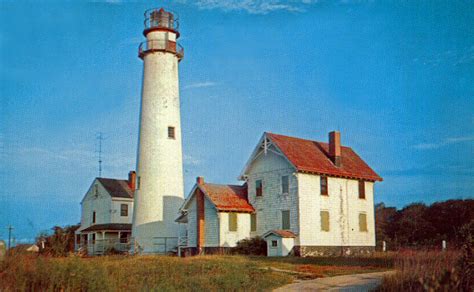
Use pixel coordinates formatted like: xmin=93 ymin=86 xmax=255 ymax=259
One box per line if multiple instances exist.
xmin=168 ymin=127 xmax=176 ymax=139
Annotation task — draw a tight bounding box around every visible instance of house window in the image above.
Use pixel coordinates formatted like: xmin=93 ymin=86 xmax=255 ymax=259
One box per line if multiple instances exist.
xmin=271 ymin=240 xmax=278 ymax=247
xmin=120 ymin=204 xmax=128 ymax=216
xmin=359 ymin=213 xmax=368 ymax=232
xmin=320 ymin=211 xmax=330 ymax=232
xmin=137 ymin=176 xmax=141 ymax=190
xmin=91 ymin=233 xmax=96 ymax=243
xmin=94 ymin=184 xmax=99 ymax=197
xmin=281 ymin=175 xmax=289 ymax=194
xmin=358 ymin=180 xmax=366 ymax=199
xmin=92 ymin=211 xmax=96 ymax=224
xmin=256 ymin=179 xmax=263 ymax=197
xmin=168 ymin=126 xmax=175 ymax=139
xmin=229 ymin=213 xmax=238 ymax=232
xmin=282 ymin=210 xmax=290 ymax=230
xmin=320 ymin=176 xmax=328 ymax=196
xmin=251 ymin=213 xmax=257 ymax=232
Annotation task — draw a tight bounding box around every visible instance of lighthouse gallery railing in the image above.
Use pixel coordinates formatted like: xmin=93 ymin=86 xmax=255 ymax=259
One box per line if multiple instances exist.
xmin=138 ymin=39 xmax=184 ymax=60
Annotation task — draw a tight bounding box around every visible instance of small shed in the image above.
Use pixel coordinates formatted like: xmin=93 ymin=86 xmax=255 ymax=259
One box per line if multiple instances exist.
xmin=263 ymin=230 xmax=296 ymax=257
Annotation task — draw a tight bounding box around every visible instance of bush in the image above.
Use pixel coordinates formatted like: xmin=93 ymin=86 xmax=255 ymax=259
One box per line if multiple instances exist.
xmin=232 ymin=237 xmax=267 ymax=256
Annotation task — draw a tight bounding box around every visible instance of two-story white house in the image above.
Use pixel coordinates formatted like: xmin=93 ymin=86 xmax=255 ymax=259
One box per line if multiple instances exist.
xmin=75 ymin=171 xmax=136 ymax=255
xmin=178 ymin=131 xmax=382 ymax=257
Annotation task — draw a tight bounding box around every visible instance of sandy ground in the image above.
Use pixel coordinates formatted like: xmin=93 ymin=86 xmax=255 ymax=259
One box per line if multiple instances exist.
xmin=274 ymin=271 xmax=396 ymax=291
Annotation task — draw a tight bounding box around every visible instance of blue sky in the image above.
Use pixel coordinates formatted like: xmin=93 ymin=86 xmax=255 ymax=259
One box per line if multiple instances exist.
xmin=1 ymin=0 xmax=473 ymax=243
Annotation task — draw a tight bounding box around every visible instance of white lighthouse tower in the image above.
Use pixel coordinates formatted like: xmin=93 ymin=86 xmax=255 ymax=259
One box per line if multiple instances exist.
xmin=132 ymin=8 xmax=185 ymax=253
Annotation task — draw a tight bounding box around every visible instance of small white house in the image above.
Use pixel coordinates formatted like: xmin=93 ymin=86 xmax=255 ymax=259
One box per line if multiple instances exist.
xmin=75 ymin=171 xmax=136 ymax=255
xmin=263 ymin=230 xmax=296 ymax=257
xmin=178 ymin=131 xmax=382 ymax=257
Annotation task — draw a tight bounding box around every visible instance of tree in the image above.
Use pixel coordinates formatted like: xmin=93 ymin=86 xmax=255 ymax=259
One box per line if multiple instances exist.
xmin=375 ymin=203 xmax=396 ymax=249
xmin=36 ymin=224 xmax=79 ymax=257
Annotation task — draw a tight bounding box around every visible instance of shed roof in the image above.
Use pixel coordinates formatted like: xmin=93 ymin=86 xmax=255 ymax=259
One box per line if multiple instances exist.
xmin=266 ymin=133 xmax=382 ymax=182
xmin=263 ymin=229 xmax=297 ymax=238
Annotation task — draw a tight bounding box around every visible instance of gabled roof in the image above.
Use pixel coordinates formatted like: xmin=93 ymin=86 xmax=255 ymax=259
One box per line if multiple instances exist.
xmin=263 ymin=229 xmax=297 ymax=238
xmin=97 ymin=178 xmax=134 ymax=199
xmin=241 ymin=132 xmax=382 ymax=182
xmin=182 ymin=182 xmax=255 ymax=213
xmin=267 ymin=133 xmax=382 ymax=182
xmin=81 ymin=223 xmax=132 ymax=232
xmin=200 ymin=183 xmax=254 ymax=213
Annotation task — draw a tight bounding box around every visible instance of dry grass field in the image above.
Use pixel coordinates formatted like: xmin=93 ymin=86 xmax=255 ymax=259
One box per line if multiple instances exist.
xmin=1 ymin=251 xmax=470 ymax=291
xmin=377 ymin=250 xmax=472 ymax=291
xmin=0 ymin=254 xmax=392 ymax=291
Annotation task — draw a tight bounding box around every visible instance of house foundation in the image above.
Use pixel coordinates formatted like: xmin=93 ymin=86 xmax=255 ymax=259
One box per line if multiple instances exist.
xmin=292 ymin=246 xmax=375 ymax=257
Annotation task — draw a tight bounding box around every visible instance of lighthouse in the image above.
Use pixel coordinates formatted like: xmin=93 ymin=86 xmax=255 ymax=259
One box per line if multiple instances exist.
xmin=132 ymin=8 xmax=185 ymax=253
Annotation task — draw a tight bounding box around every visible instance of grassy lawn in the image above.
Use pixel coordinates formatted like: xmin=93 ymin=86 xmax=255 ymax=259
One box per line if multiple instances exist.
xmin=0 ymin=253 xmax=394 ymax=291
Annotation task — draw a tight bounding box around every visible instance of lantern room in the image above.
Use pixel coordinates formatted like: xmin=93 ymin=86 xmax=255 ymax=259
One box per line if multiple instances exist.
xmin=139 ymin=8 xmax=184 ymax=60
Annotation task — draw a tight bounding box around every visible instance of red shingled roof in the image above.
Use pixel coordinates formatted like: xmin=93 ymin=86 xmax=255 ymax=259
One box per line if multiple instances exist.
xmin=267 ymin=133 xmax=382 ymax=182
xmin=199 ymin=183 xmax=254 ymax=213
xmin=264 ymin=229 xmax=297 ymax=238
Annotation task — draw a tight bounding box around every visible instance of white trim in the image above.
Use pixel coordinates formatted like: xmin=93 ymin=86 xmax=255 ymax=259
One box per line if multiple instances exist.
xmin=238 ymin=133 xmax=297 ymax=180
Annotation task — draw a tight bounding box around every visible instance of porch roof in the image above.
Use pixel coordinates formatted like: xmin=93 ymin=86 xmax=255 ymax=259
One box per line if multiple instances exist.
xmin=81 ymin=223 xmax=132 ymax=233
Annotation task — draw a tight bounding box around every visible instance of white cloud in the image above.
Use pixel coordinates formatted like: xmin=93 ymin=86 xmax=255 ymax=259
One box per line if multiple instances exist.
xmin=413 ymin=135 xmax=474 ymax=150
xmin=183 ymin=81 xmax=217 ymax=89
xmin=183 ymin=154 xmax=201 ymax=165
xmin=183 ymin=0 xmax=317 ymax=14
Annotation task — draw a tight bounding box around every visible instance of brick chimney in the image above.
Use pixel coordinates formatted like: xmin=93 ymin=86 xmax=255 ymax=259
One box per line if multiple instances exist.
xmin=128 ymin=171 xmax=136 ymax=190
xmin=196 ymin=176 xmax=204 ymax=185
xmin=329 ymin=131 xmax=342 ymax=167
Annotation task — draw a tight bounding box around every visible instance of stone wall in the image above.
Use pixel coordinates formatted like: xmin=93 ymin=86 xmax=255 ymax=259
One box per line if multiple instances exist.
xmin=293 ymin=245 xmax=375 ymax=257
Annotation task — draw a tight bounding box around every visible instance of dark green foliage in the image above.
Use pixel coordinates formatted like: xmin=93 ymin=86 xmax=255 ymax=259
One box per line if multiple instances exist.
xmin=232 ymin=236 xmax=267 ymax=255
xmin=376 ymin=199 xmax=474 ymax=250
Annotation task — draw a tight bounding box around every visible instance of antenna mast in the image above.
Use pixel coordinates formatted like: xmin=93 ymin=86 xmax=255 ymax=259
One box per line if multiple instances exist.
xmin=96 ymin=132 xmax=105 ymax=177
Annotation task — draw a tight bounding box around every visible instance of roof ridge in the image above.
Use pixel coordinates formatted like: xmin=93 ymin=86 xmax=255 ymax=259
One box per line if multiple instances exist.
xmin=267 ymin=132 xmax=352 ymax=149
xmin=203 ymin=182 xmax=246 ymax=188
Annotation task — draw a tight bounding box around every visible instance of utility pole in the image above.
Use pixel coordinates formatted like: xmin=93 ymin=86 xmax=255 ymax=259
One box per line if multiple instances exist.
xmin=7 ymin=225 xmax=13 ymax=250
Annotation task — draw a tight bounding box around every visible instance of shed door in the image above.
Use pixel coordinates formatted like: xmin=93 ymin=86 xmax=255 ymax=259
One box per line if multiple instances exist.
xmin=267 ymin=238 xmax=281 ymax=257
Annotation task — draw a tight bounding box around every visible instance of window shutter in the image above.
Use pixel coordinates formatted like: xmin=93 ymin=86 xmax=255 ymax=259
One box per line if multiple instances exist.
xmin=229 ymin=213 xmax=238 ymax=231
xmin=282 ymin=175 xmax=289 ymax=194
xmin=359 ymin=213 xmax=368 ymax=232
xmin=282 ymin=210 xmax=290 ymax=230
xmin=320 ymin=211 xmax=330 ymax=231
xmin=250 ymin=213 xmax=257 ymax=232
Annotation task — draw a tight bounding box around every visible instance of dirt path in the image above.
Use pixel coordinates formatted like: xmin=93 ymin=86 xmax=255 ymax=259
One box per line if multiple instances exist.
xmin=274 ymin=270 xmax=396 ymax=291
